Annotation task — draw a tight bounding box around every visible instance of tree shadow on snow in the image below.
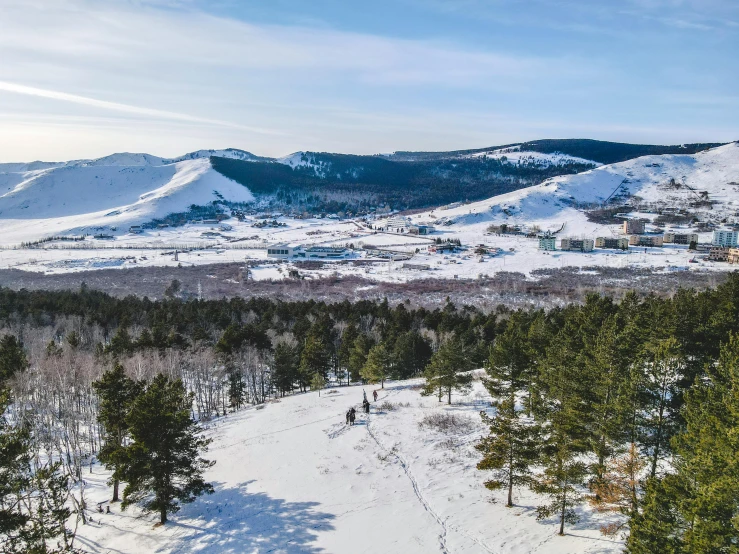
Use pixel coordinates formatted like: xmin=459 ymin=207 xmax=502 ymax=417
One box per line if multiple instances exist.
xmin=160 ymin=480 xmax=335 ymax=553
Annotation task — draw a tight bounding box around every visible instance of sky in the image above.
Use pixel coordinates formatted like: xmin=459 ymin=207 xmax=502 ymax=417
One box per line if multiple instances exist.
xmin=0 ymin=0 xmax=737 ymax=161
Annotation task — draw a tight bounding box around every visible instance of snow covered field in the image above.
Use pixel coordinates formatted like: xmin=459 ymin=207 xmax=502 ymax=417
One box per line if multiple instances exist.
xmin=76 ymin=377 xmax=621 ymax=554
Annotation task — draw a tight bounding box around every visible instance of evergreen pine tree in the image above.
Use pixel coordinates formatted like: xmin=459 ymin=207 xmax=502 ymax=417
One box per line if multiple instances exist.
xmin=476 ymin=396 xmax=540 ymax=507
xmin=298 ymin=335 xmax=330 ymax=391
xmin=391 ymin=331 xmax=432 ymax=380
xmin=120 ymin=374 xmax=214 ymax=525
xmin=534 ymin=341 xmax=590 ymax=536
xmin=639 ymin=337 xmax=683 ymax=478
xmin=581 ymin=316 xmax=632 ymax=489
xmin=227 ymin=369 xmax=246 ymax=409
xmin=532 ymin=435 xmax=588 ymax=536
xmin=310 ymin=373 xmax=327 ymax=396
xmin=625 ymin=477 xmax=683 ymax=554
xmin=338 ymin=324 xmax=359 ymax=385
xmin=92 ymin=363 xmax=142 ymax=502
xmin=0 ymin=391 xmax=78 ymax=553
xmin=421 ymin=337 xmax=473 ymax=404
xmin=0 ymin=335 xmax=27 ymax=386
xmin=348 ymin=334 xmax=372 ymax=383
xmin=361 ymin=343 xmax=392 ymax=388
xmin=0 ymin=390 xmax=30 ymax=545
xmin=272 ymin=342 xmax=299 ymax=396
xmin=629 ymin=333 xmax=739 ymax=551
xmin=486 ymin=313 xmax=531 ymax=401
xmin=22 ymin=462 xmax=75 ymax=553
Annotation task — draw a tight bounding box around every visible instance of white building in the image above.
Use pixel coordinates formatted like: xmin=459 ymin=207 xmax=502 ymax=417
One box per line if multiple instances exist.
xmin=385 ymin=217 xmax=411 ymax=231
xmin=266 ymin=244 xmax=301 ymax=258
xmin=712 ymin=230 xmax=739 ymax=247
xmin=538 ymin=236 xmax=556 ymax=251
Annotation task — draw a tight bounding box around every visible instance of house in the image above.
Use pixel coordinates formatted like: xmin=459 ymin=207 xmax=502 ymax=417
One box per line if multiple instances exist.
xmin=429 ymin=243 xmax=458 ymax=254
xmin=408 ymin=224 xmax=435 ymax=235
xmin=629 ymin=235 xmax=663 ymax=247
xmin=128 ymin=226 xmax=143 ymax=234
xmin=304 ymin=246 xmax=350 ymax=259
xmin=266 ymin=244 xmax=301 ymax=258
xmin=623 ymin=219 xmax=646 ymax=234
xmin=712 ymin=230 xmax=739 ymax=247
xmin=559 ymin=238 xmax=594 ymax=252
xmin=708 ymin=246 xmax=730 ymax=262
xmin=402 ymin=263 xmax=430 ymax=270
xmin=595 ymin=237 xmax=629 ymax=250
xmin=538 ymin=236 xmax=556 ymax=251
xmin=728 ymin=248 xmax=739 ymax=264
xmin=664 ymin=233 xmax=699 ymax=245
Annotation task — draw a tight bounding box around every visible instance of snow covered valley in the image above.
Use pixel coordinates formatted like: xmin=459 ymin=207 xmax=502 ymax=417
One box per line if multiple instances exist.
xmin=1 ymin=142 xmax=738 ymax=285
xmin=76 ymin=378 xmax=621 ymax=554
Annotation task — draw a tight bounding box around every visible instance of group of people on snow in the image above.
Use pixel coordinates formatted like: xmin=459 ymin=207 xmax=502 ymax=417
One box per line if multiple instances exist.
xmin=345 ymin=389 xmax=379 ymax=425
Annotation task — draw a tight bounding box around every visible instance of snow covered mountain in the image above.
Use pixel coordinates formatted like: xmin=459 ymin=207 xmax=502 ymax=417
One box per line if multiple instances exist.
xmin=1 ymin=141 xmax=734 ymax=248
xmin=0 ymin=151 xmax=256 ymax=243
xmin=416 ymin=142 xmax=739 ymax=237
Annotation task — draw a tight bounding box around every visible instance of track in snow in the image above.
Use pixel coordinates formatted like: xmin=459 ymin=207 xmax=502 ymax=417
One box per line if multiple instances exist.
xmin=365 ymin=389 xmax=450 ymax=554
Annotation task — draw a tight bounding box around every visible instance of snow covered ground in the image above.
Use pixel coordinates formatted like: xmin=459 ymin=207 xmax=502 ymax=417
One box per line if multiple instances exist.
xmin=76 ymin=377 xmax=622 ymax=554
xmin=463 ymin=145 xmax=601 ymax=167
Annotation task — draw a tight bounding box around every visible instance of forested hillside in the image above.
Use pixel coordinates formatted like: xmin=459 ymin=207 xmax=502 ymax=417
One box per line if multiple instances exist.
xmin=388 ymin=139 xmax=724 ymax=164
xmin=211 ymin=139 xmax=726 ymax=213
xmin=211 ymin=152 xmax=595 ymax=213
xmin=2 ymin=276 xmax=739 ymax=549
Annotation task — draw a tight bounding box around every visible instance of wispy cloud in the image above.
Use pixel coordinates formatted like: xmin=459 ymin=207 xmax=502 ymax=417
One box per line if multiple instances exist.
xmin=0 ymin=81 xmax=282 ymax=135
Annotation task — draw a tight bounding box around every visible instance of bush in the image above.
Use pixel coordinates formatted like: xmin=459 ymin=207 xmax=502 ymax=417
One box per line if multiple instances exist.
xmin=418 ymin=412 xmax=474 ymax=434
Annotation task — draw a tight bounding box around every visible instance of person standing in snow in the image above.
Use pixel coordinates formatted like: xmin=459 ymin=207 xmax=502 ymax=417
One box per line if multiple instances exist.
xmin=363 ymin=399 xmax=370 ymax=414
xmin=373 ymin=390 xmax=378 ymax=402
xmin=349 ymin=407 xmax=356 ymax=425
xmin=363 ymin=389 xmax=367 ymax=403
xmin=346 ymin=409 xmax=351 ymax=425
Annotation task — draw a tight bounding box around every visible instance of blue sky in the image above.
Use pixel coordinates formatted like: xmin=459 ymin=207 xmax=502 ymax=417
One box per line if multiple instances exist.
xmin=0 ymin=0 xmax=737 ymax=161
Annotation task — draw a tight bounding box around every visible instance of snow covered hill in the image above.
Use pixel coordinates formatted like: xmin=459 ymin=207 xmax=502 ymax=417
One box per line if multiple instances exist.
xmin=462 ymin=144 xmax=601 ymax=167
xmin=76 ymin=378 xmax=622 ymax=554
xmin=0 ymin=152 xmax=255 ymax=243
xmin=414 ymin=142 xmax=739 ymax=235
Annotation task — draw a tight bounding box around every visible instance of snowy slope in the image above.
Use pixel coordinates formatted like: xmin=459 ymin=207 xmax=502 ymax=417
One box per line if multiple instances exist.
xmin=0 ymin=153 xmax=255 ymax=243
xmin=419 ymin=142 xmax=739 ymax=233
xmin=464 ymin=145 xmax=601 ymax=167
xmin=76 ymin=378 xmax=622 ymax=554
